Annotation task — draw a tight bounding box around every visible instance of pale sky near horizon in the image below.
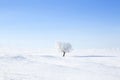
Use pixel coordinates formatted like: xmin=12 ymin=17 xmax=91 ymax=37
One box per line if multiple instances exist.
xmin=0 ymin=0 xmax=120 ymax=49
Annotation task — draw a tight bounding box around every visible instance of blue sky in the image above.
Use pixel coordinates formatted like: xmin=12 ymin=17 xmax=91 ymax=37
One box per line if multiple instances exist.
xmin=0 ymin=0 xmax=120 ymax=49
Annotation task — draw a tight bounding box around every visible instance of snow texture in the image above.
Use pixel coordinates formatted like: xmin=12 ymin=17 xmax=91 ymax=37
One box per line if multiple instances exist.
xmin=0 ymin=49 xmax=120 ymax=80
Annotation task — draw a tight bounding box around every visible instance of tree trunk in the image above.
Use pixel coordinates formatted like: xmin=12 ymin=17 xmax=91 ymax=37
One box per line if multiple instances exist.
xmin=63 ymin=51 xmax=66 ymax=57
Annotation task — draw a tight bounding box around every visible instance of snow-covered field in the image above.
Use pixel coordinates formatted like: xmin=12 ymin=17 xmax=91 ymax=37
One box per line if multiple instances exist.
xmin=0 ymin=48 xmax=120 ymax=80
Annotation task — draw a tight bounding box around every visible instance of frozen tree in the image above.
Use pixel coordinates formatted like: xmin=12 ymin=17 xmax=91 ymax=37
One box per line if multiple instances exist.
xmin=56 ymin=42 xmax=72 ymax=57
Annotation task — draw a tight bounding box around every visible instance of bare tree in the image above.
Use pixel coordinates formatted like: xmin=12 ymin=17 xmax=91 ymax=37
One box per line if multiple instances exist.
xmin=56 ymin=42 xmax=72 ymax=57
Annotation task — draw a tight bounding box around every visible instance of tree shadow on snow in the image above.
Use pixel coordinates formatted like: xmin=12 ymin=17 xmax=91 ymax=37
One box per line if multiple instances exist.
xmin=72 ymin=55 xmax=116 ymax=58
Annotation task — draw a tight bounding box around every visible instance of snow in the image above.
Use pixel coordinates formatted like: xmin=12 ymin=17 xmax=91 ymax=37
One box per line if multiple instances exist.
xmin=0 ymin=49 xmax=120 ymax=80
